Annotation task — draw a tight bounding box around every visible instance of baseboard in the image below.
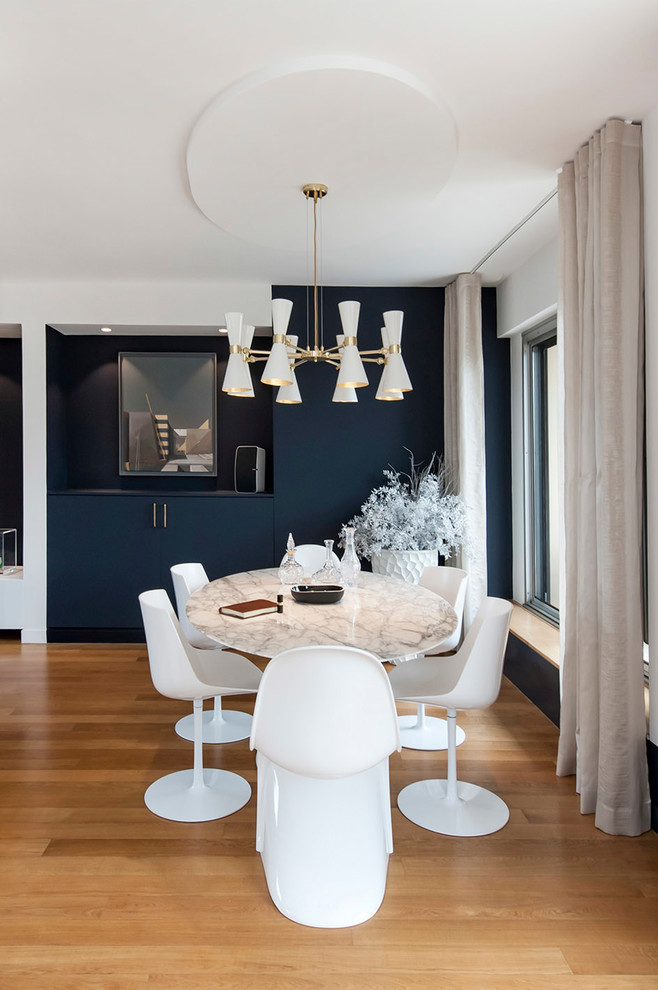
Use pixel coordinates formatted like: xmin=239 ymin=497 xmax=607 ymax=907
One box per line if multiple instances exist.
xmin=648 ymin=738 xmax=658 ymax=834
xmin=21 ymin=627 xmax=48 ymax=644
xmin=47 ymin=627 xmax=146 ymax=643
xmin=504 ymin=633 xmax=560 ymax=726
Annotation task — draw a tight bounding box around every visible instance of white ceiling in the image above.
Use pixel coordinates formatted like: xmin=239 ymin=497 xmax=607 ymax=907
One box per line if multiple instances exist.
xmin=2 ymin=0 xmax=657 ymax=289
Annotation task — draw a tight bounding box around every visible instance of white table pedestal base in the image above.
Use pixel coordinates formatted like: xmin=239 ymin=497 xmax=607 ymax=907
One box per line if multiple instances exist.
xmin=175 ymin=702 xmax=252 ymax=744
xmin=397 ymin=704 xmax=465 ymax=750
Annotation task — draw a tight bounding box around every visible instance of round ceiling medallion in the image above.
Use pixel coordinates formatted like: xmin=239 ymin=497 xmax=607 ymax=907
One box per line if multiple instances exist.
xmin=186 ymin=56 xmax=457 ymax=255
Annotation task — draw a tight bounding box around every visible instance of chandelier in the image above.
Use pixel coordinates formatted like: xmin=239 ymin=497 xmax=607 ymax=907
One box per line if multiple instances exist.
xmin=220 ymin=184 xmax=412 ymax=404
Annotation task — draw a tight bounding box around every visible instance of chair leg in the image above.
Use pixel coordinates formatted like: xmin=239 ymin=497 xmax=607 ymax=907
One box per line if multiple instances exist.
xmin=144 ymin=696 xmax=251 ymax=823
xmin=396 ymin=707 xmax=510 ymax=837
xmin=174 ymin=692 xmax=253 ymax=744
xmin=397 ymin=702 xmax=466 ymax=751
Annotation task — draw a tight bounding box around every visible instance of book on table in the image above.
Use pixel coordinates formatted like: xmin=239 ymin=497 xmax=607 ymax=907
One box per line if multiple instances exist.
xmin=219 ymin=598 xmax=278 ymax=619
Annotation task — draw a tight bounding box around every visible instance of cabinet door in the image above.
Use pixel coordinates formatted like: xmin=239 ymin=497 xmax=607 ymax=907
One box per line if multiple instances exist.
xmin=48 ymin=495 xmax=161 ymax=630
xmin=160 ymin=496 xmax=275 ymax=593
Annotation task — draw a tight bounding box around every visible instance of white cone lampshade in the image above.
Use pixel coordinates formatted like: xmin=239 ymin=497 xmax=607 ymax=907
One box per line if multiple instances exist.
xmin=229 ymin=324 xmax=255 ymax=396
xmin=338 ymin=300 xmax=360 ymax=336
xmin=336 ymin=300 xmax=367 ymax=387
xmin=377 ymin=325 xmax=402 ymax=399
xmin=332 ymin=384 xmax=358 ymax=403
xmin=272 ymin=298 xmax=293 ymax=336
xmin=337 ymin=345 xmax=368 ymax=388
xmin=225 ymin=311 xmax=243 ymax=345
xmin=379 ymin=352 xmax=412 ymax=393
xmin=222 ymin=311 xmax=253 ymax=394
xmin=262 ymin=298 xmax=294 ymax=386
xmin=261 ymin=341 xmax=293 ymax=386
xmin=276 ymin=373 xmax=302 ymax=404
xmin=380 ymin=312 xmax=412 ymax=392
xmin=224 ymin=353 xmax=252 ymax=393
xmin=375 ymin=378 xmax=402 ymax=400
xmin=382 ymin=310 xmax=403 ymax=344
xmin=276 ymin=335 xmax=301 ymax=403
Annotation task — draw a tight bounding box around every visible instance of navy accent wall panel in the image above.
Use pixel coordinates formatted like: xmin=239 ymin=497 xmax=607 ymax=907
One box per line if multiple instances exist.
xmin=0 ymin=338 xmax=23 ymax=562
xmin=46 ymin=328 xmax=274 ymax=493
xmin=271 ymin=286 xmax=446 ymax=560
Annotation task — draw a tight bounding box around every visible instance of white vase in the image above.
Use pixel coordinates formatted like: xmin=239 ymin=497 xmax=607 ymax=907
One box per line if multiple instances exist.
xmin=370 ymin=549 xmax=438 ymax=584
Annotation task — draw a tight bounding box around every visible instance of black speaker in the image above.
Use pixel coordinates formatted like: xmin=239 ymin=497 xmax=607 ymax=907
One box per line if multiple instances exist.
xmin=234 ymin=446 xmax=265 ymax=493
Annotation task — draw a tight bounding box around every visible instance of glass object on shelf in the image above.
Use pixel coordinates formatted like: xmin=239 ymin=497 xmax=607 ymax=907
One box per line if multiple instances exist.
xmin=0 ymin=528 xmax=17 ymax=574
xmin=340 ymin=526 xmax=361 ymax=587
xmin=311 ymin=539 xmax=343 ymax=585
xmin=278 ymin=532 xmax=304 ymax=585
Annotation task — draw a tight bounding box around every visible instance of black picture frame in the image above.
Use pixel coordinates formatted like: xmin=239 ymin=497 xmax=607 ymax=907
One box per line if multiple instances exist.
xmin=118 ymin=352 xmax=217 ymax=476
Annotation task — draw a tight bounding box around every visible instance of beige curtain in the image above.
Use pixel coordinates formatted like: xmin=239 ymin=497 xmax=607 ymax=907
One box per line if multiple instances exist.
xmin=444 ymin=273 xmax=487 ymax=629
xmin=557 ymin=119 xmax=650 ymax=835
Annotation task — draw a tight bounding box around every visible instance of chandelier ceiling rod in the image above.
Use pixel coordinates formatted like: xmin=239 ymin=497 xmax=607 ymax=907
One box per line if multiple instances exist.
xmin=219 ymin=184 xmax=413 ymax=404
xmin=303 ymin=182 xmax=327 ymax=355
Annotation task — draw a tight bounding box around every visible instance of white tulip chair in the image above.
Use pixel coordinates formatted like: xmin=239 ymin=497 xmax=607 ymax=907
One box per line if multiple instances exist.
xmin=389 ymin=597 xmax=513 ymax=837
xmin=139 ymin=589 xmax=262 ymax=822
xmin=250 ymin=644 xmax=400 ymax=927
xmin=398 ymin=565 xmax=468 ymax=751
xmin=171 ymin=563 xmax=255 ymax=744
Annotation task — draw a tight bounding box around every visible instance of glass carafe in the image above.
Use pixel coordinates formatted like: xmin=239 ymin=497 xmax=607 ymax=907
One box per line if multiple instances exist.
xmin=278 ymin=532 xmax=304 ymax=585
xmin=311 ymin=539 xmax=343 ymax=585
xmin=340 ymin=526 xmax=361 ymax=587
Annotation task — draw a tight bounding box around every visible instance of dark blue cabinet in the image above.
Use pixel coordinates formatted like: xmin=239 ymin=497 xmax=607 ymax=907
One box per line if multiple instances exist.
xmin=47 ymin=493 xmax=275 ymax=638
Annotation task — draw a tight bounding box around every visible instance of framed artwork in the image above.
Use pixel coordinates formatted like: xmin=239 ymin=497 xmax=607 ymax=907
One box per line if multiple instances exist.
xmin=119 ymin=352 xmax=217 ymax=476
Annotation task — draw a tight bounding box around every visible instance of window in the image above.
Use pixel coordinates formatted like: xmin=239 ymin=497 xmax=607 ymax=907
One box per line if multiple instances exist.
xmin=523 ymin=320 xmax=559 ymax=624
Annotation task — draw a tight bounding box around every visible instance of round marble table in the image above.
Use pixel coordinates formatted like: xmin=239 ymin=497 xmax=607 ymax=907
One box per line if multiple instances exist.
xmin=186 ymin=568 xmax=457 ymax=662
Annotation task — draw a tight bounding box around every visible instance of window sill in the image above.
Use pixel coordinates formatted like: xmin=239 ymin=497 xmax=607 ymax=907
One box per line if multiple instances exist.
xmin=510 ymin=602 xmax=560 ymax=668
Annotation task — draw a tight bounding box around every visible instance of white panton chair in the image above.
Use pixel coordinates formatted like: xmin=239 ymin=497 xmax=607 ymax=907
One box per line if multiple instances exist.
xmin=278 ymin=543 xmax=340 ymax=578
xmin=250 ymin=645 xmax=400 ymax=928
xmin=170 ymin=563 xmax=255 ymax=744
xmin=139 ymin=589 xmax=261 ymax=822
xmin=398 ymin=565 xmax=468 ymax=751
xmin=389 ymin=597 xmax=513 ymax=837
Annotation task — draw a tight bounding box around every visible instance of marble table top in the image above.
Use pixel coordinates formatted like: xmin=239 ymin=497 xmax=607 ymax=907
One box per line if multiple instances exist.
xmin=186 ymin=568 xmax=457 ymax=662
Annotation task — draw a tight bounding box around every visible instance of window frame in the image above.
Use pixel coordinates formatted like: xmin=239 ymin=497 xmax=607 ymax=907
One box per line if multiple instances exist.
xmin=522 ymin=318 xmax=559 ymax=625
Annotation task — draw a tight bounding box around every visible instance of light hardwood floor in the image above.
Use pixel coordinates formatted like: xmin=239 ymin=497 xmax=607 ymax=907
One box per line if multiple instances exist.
xmin=0 ymin=638 xmax=657 ymax=989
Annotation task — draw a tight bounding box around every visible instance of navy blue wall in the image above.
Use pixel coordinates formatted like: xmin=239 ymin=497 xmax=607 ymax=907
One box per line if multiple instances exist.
xmin=0 ymin=338 xmax=23 ymax=563
xmin=482 ymin=287 xmax=512 ymax=597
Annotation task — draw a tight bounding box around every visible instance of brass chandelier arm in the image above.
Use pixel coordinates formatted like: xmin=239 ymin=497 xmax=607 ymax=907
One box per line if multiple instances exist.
xmin=292 ymin=357 xmax=342 ymax=370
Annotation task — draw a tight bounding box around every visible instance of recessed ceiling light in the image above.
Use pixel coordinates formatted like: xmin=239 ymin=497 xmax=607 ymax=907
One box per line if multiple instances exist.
xmin=217 ymin=326 xmax=228 ymax=334
xmin=100 ymin=326 xmax=113 ymax=333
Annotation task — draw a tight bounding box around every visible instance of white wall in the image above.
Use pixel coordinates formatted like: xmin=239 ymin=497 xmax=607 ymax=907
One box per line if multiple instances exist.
xmin=496 ymin=241 xmax=558 ymax=604
xmin=497 ymin=238 xmax=558 ymax=338
xmin=0 ymin=280 xmax=271 ymax=642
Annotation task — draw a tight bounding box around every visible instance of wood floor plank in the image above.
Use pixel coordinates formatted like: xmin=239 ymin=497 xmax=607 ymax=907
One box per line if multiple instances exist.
xmin=0 ymin=640 xmax=656 ymax=988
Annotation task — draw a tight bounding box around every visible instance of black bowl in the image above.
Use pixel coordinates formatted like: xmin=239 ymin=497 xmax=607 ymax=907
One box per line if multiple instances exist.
xmin=290 ymin=584 xmax=344 ymax=604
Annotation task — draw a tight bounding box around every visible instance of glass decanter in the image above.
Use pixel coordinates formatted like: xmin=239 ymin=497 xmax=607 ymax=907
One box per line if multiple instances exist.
xmin=278 ymin=532 xmax=304 ymax=585
xmin=311 ymin=539 xmax=343 ymax=585
xmin=340 ymin=526 xmax=361 ymax=587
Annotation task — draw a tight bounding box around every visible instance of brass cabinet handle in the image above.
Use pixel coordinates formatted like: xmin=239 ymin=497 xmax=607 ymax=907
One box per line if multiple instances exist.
xmin=153 ymin=503 xmax=157 ymax=528
xmin=163 ymin=503 xmax=167 ymax=529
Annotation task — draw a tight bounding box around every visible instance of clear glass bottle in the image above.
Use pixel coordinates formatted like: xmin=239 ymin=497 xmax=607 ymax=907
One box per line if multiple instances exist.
xmin=311 ymin=539 xmax=343 ymax=585
xmin=340 ymin=526 xmax=361 ymax=587
xmin=278 ymin=532 xmax=304 ymax=585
